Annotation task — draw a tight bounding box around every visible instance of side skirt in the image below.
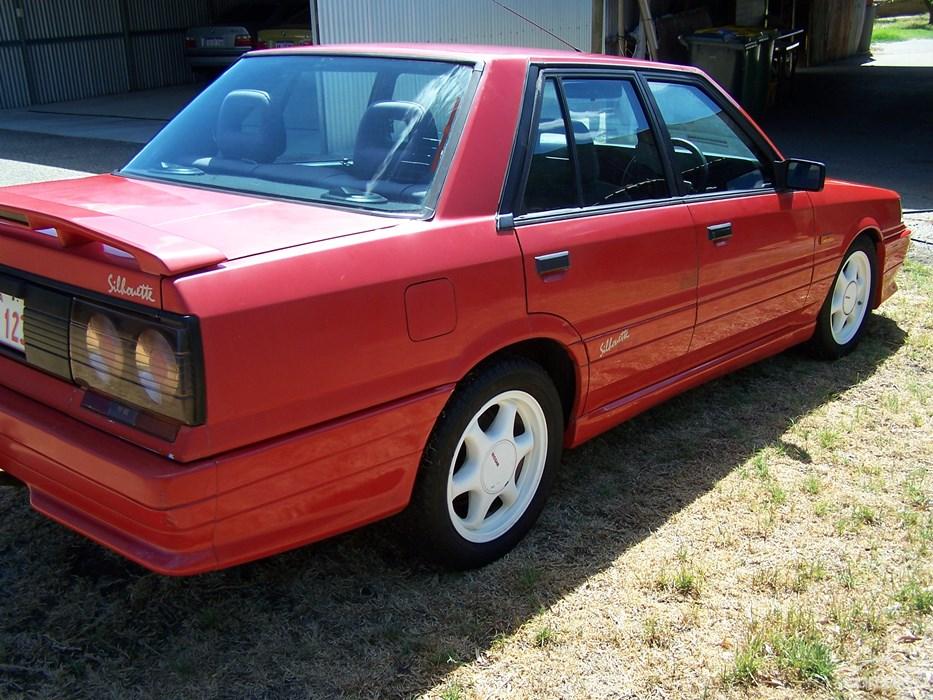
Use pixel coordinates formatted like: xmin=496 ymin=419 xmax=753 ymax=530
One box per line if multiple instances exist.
xmin=567 ymin=322 xmax=817 ymax=447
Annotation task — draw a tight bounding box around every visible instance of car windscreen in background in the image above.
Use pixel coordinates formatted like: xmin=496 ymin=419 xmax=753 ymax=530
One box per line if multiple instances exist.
xmin=122 ymin=55 xmax=474 ymax=215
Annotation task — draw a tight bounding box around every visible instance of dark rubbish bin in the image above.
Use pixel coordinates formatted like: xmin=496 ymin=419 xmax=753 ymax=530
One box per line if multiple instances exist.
xmin=683 ymin=26 xmax=776 ymax=116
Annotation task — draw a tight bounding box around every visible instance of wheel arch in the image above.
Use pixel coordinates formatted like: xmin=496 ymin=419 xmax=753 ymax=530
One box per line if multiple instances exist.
xmin=478 ymin=338 xmax=581 ymax=429
xmin=850 ymin=222 xmax=884 ymax=308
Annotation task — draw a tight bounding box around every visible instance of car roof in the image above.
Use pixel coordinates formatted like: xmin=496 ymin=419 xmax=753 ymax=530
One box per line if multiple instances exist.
xmin=248 ymin=42 xmax=700 ymax=74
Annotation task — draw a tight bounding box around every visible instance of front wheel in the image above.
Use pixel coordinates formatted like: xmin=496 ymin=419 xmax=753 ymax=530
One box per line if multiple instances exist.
xmin=810 ymin=236 xmax=876 ymax=359
xmin=408 ymin=357 xmax=564 ymax=569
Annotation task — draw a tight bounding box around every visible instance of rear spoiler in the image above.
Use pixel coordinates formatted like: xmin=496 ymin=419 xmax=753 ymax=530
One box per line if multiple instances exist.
xmin=0 ymin=192 xmax=226 ymax=276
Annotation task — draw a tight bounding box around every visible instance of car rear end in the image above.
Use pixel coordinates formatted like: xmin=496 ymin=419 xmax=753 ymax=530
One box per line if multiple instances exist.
xmin=256 ymin=6 xmax=312 ymax=49
xmin=0 ymin=200 xmax=219 ymax=574
xmin=183 ymin=1 xmax=309 ymax=71
xmin=0 ymin=48 xmax=483 ymax=575
xmin=184 ymin=25 xmax=255 ymax=69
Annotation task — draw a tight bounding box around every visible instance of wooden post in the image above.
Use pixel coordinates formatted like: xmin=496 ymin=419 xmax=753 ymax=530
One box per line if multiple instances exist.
xmin=637 ymin=0 xmax=659 ymax=60
xmin=592 ymin=0 xmax=605 ymax=53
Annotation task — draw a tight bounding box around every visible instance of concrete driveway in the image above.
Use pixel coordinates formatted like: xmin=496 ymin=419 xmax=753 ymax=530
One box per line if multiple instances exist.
xmin=760 ymin=39 xmax=933 ymax=211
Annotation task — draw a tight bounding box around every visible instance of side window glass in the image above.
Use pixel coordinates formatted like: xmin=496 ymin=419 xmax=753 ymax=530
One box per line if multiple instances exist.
xmin=648 ymin=81 xmax=773 ymax=194
xmin=562 ymin=78 xmax=669 ymax=206
xmin=522 ymin=79 xmax=577 ymax=214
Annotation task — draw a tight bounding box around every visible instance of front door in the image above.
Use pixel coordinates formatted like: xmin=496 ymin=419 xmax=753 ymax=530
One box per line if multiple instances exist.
xmin=645 ymin=78 xmax=816 ymax=362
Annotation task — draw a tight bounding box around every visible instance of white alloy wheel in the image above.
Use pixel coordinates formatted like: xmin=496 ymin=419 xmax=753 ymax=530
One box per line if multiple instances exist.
xmin=446 ymin=390 xmax=548 ymax=543
xmin=830 ymin=250 xmax=872 ymax=345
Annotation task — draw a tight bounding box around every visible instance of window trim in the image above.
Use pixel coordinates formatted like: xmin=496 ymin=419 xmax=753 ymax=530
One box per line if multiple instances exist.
xmin=638 ymin=70 xmax=781 ymax=200
xmin=498 ymin=65 xmax=789 ymax=229
xmin=499 ymin=66 xmax=680 ymax=227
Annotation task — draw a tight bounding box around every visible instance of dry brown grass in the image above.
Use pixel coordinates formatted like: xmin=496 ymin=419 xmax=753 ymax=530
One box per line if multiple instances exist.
xmin=1 ymin=251 xmax=931 ymax=699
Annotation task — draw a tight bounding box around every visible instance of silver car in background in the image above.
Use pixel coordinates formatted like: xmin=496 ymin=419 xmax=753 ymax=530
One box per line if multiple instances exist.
xmin=184 ymin=1 xmax=309 ymax=76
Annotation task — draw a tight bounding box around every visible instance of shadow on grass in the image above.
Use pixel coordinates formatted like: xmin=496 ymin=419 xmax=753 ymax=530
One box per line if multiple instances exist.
xmin=0 ymin=315 xmax=907 ymax=698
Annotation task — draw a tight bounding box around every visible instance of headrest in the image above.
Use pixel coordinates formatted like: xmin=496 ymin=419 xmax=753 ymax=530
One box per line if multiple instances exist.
xmin=216 ymin=89 xmax=285 ymax=163
xmin=353 ymin=101 xmax=434 ymax=181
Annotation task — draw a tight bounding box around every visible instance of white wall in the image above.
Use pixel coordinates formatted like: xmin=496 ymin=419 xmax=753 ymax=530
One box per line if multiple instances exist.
xmin=316 ymin=0 xmax=592 ymax=52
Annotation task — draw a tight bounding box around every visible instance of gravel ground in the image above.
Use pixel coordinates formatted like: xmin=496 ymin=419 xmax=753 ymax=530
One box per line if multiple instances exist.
xmin=905 ymin=213 xmax=933 ymax=265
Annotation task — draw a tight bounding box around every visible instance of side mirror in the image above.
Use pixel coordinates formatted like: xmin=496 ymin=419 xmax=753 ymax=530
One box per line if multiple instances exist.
xmin=774 ymin=158 xmax=826 ymax=192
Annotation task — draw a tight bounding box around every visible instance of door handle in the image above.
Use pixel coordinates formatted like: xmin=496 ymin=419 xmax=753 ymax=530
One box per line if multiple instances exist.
xmin=535 ymin=251 xmax=570 ymax=275
xmin=707 ymin=222 xmax=733 ymax=241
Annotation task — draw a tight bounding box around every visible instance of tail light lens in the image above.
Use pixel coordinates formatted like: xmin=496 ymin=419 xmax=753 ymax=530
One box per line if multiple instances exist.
xmin=234 ymin=34 xmax=253 ymax=48
xmin=69 ymin=300 xmax=203 ymax=426
xmin=184 ymin=37 xmax=197 ymax=49
xmin=255 ymin=40 xmax=269 ymax=49
xmin=85 ymin=313 xmax=125 ymax=382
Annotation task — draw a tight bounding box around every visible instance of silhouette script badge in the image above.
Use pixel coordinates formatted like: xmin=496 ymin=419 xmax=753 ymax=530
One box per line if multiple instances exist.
xmin=107 ymin=273 xmax=155 ymax=303
xmin=599 ymin=329 xmax=630 ymax=357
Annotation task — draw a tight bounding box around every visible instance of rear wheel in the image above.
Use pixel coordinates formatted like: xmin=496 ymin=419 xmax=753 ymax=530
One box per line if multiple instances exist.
xmin=409 ymin=357 xmax=563 ymax=568
xmin=810 ymin=236 xmax=876 ymax=358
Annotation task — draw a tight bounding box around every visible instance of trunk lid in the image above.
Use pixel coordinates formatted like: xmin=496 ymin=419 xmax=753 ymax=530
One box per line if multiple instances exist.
xmin=1 ymin=174 xmax=397 ymax=270
xmin=0 ymin=174 xmax=398 ymax=308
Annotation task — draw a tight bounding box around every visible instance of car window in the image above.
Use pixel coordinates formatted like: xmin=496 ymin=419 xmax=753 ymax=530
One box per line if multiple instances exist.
xmin=121 ymin=56 xmax=472 ymax=215
xmin=648 ymin=80 xmax=773 ymax=194
xmin=522 ymin=78 xmax=577 ymax=214
xmin=562 ymin=78 xmax=668 ymax=206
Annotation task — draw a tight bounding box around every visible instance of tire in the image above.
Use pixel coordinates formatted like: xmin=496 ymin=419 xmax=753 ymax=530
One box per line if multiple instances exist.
xmin=408 ymin=357 xmax=564 ymax=569
xmin=810 ymin=235 xmax=877 ymax=359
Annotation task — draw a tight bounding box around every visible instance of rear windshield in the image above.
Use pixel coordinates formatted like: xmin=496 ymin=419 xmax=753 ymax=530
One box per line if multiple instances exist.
xmin=122 ymin=55 xmax=474 ymax=215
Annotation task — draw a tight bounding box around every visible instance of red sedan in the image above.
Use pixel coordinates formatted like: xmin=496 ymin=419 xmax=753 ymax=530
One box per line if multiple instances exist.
xmin=0 ymin=45 xmax=910 ymax=574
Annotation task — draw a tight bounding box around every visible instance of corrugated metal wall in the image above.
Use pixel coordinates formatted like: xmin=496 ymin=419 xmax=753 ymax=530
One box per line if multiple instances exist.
xmin=0 ymin=0 xmax=29 ymax=108
xmin=127 ymin=0 xmax=210 ymax=91
xmin=1 ymin=0 xmax=595 ymax=110
xmin=0 ymin=0 xmax=212 ymax=109
xmin=317 ymin=0 xmax=592 ymax=51
xmin=0 ymin=0 xmax=28 ymax=107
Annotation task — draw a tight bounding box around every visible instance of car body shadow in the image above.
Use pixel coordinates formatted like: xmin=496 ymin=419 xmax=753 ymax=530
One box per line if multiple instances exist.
xmin=0 ymin=314 xmax=907 ymax=698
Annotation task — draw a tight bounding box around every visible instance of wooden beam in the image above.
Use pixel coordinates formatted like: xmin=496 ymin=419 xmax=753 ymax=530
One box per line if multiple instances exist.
xmin=592 ymin=0 xmax=605 ymax=53
xmin=637 ymin=0 xmax=659 ymax=60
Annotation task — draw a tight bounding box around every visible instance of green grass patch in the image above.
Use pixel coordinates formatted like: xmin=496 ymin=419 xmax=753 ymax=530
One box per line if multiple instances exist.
xmin=725 ymin=610 xmax=836 ymax=688
xmin=904 ymin=469 xmax=928 ymax=509
xmin=533 ymin=625 xmax=557 ymax=648
xmin=896 ymin=581 xmax=933 ymax=616
xmin=801 ymin=474 xmax=823 ymax=496
xmin=767 ymin=482 xmax=788 ymax=506
xmin=817 ymin=427 xmax=842 ymax=451
xmin=642 ymin=615 xmax=671 ymax=648
xmin=725 ymin=632 xmax=766 ymax=686
xmin=872 ymin=14 xmax=933 ymax=43
xmin=853 ymin=504 xmax=880 ymax=526
xmin=440 ymin=682 xmax=467 ymax=700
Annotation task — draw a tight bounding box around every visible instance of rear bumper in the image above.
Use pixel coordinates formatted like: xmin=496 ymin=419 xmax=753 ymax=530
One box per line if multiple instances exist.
xmin=0 ymin=383 xmax=450 ymax=575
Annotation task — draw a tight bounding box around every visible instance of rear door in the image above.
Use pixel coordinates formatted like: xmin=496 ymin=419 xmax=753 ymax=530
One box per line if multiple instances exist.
xmin=645 ymin=77 xmax=816 ymax=362
xmin=502 ymin=71 xmax=697 ymax=413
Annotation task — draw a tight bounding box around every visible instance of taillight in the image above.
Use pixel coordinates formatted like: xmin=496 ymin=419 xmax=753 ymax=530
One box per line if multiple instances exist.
xmin=69 ymin=300 xmax=203 ymax=427
xmin=184 ymin=37 xmax=197 ymax=49
xmin=255 ymin=40 xmax=269 ymax=49
xmin=234 ymin=34 xmax=253 ymax=48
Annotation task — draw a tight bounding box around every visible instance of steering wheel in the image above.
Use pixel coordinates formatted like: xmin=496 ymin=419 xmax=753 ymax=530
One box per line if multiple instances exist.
xmin=670 ymin=137 xmax=709 ymax=193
